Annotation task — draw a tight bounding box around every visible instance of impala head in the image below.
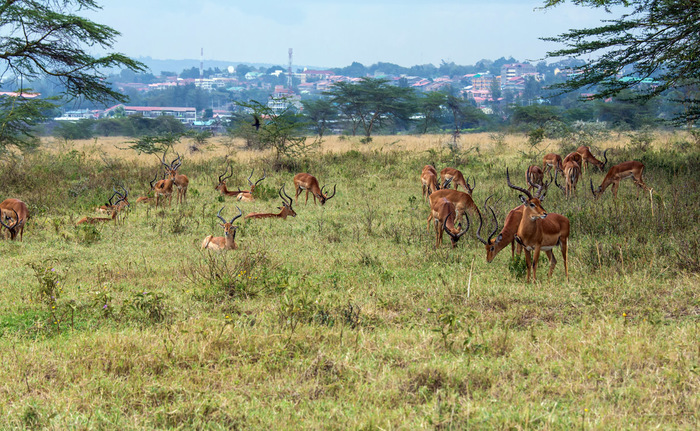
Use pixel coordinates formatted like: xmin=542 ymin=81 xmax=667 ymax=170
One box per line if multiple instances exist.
xmin=0 ymin=208 xmax=19 ymax=231
xmin=444 ymin=211 xmax=470 ymax=248
xmin=507 ymin=168 xmax=546 ymax=220
xmin=216 ymin=206 xmax=243 ymax=238
xmin=278 ymin=184 xmax=297 ymax=217
xmin=464 ymin=176 xmax=476 ymax=195
xmin=216 ymin=165 xmax=233 ymax=191
xmin=247 ymin=168 xmax=266 ymax=192
xmin=442 ymin=177 xmax=453 ymax=189
xmin=113 ymin=184 xmax=130 ymax=208
xmin=318 ymin=184 xmax=337 ymax=205
xmin=476 ymin=195 xmax=501 ymax=261
xmin=590 ymin=179 xmax=603 ymax=200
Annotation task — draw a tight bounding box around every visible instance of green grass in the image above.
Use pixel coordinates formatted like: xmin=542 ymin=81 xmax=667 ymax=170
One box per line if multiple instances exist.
xmin=0 ymin=138 xmax=698 ymax=429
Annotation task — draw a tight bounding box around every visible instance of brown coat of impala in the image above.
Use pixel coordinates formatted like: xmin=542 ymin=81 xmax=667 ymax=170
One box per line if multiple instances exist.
xmin=542 ymin=153 xmax=564 ymax=175
xmin=428 ymin=197 xmax=470 ymax=248
xmin=556 ymin=160 xmax=581 ymax=198
xmin=162 ymin=153 xmax=189 ymax=204
xmin=201 ymin=207 xmax=243 ymax=251
xmin=439 ymin=167 xmax=474 ymax=194
xmin=590 ymin=161 xmax=650 ymax=199
xmin=526 ymin=165 xmax=545 ymax=194
xmin=245 ymin=185 xmax=297 ymax=220
xmin=293 ymin=173 xmax=336 ymax=205
xmin=576 ymin=146 xmax=608 ymax=172
xmin=421 ymin=165 xmax=440 ymax=200
xmin=150 ymin=173 xmax=174 ymax=209
xmin=0 ymin=198 xmax=29 ymax=241
xmin=477 ymin=201 xmax=524 ymax=263
xmin=507 ymin=169 xmax=570 ymax=283
xmin=77 ymin=196 xmax=128 ymax=225
xmin=427 ymin=189 xmax=481 ymax=225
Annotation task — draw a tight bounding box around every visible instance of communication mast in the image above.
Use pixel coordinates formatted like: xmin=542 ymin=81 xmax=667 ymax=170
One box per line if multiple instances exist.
xmin=287 ymin=48 xmax=293 ymax=89
xmin=199 ymin=48 xmax=204 ymax=81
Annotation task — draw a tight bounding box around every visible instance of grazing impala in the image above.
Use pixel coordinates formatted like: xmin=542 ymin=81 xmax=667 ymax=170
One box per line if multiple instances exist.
xmin=563 ymin=151 xmax=583 ymax=170
xmin=556 ymin=160 xmax=581 ymax=198
xmin=477 ymin=202 xmax=524 ymax=262
xmin=576 ymin=146 xmax=608 ymax=172
xmin=507 ymin=168 xmax=570 ymax=283
xmin=526 ymin=165 xmax=545 ymax=194
xmin=590 ymin=161 xmax=650 ymax=199
xmin=245 ymin=185 xmax=297 ymax=220
xmin=0 ymin=198 xmax=28 ymax=241
xmin=542 ymin=153 xmax=564 ymax=175
xmin=440 ymin=167 xmax=474 ymax=194
xmin=293 ymin=173 xmax=336 ymax=205
xmin=150 ymin=172 xmax=174 ymax=209
xmin=162 ymin=152 xmax=189 ymax=204
xmin=201 ymin=207 xmax=243 ymax=251
xmin=428 ymin=188 xmax=481 ymax=225
xmin=421 ymin=165 xmax=441 ymax=200
xmin=428 ymin=197 xmax=470 ymax=248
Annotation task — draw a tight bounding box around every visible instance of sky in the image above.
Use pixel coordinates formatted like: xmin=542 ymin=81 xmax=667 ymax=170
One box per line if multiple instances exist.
xmin=85 ymin=0 xmax=619 ymax=69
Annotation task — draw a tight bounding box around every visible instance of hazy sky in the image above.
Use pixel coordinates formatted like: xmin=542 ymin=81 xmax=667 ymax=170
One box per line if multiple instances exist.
xmin=86 ymin=0 xmax=618 ymax=69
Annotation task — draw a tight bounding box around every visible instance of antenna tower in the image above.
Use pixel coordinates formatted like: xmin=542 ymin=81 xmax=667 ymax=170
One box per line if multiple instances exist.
xmin=287 ymin=48 xmax=293 ymax=89
xmin=199 ymin=48 xmax=204 ymax=80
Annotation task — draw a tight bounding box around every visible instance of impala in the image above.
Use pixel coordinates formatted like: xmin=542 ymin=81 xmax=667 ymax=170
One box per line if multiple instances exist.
xmin=477 ymin=201 xmax=524 ymax=262
xmin=576 ymin=146 xmax=608 ymax=172
xmin=245 ymin=185 xmax=297 ymax=220
xmin=236 ymin=169 xmax=266 ymax=202
xmin=293 ymin=173 xmax=336 ymax=205
xmin=507 ymin=168 xmax=570 ymax=283
xmin=95 ymin=185 xmax=130 ymax=222
xmin=556 ymin=160 xmax=581 ymax=198
xmin=428 ymin=188 xmax=481 ymax=225
xmin=440 ymin=167 xmax=474 ymax=194
xmin=590 ymin=161 xmax=650 ymax=199
xmin=162 ymin=152 xmax=189 ymax=204
xmin=526 ymin=165 xmax=545 ymax=194
xmin=201 ymin=206 xmax=243 ymax=251
xmin=428 ymin=197 xmax=470 ymax=248
xmin=0 ymin=198 xmax=28 ymax=241
xmin=150 ymin=172 xmax=174 ymax=209
xmin=563 ymin=151 xmax=583 ymax=170
xmin=542 ymin=153 xmax=564 ymax=175
xmin=77 ymin=196 xmax=128 ymax=225
xmin=421 ymin=165 xmax=441 ymax=200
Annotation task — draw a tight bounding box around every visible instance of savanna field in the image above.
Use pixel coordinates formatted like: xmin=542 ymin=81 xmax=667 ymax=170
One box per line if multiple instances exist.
xmin=0 ymin=132 xmax=698 ymax=430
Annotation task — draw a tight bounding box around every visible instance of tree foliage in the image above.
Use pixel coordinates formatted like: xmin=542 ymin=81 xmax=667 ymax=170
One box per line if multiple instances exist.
xmin=542 ymin=0 xmax=700 ymax=125
xmin=0 ymin=0 xmax=145 ymax=151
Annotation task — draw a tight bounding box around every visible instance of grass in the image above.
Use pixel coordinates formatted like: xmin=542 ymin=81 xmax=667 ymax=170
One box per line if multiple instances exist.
xmin=0 ymin=132 xmax=698 ymax=429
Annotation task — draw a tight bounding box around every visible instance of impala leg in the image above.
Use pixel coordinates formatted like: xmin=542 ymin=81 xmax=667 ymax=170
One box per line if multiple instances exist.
xmin=305 ymin=189 xmax=310 ymax=205
xmin=532 ymin=246 xmax=542 ymax=282
xmin=612 ymin=182 xmax=619 ymax=199
xmin=524 ymin=250 xmax=532 ymax=283
xmin=434 ymin=220 xmax=441 ymax=248
xmin=545 ymin=250 xmax=557 ymax=277
xmin=427 ymin=213 xmax=433 ymax=232
xmin=295 ymin=186 xmax=302 ymax=204
xmin=561 ymin=239 xmax=569 ymax=281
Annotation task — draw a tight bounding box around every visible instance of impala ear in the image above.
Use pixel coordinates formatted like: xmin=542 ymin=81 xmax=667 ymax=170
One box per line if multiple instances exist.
xmin=519 ymin=195 xmax=527 ymax=204
xmin=497 ymin=234 xmax=503 ymax=242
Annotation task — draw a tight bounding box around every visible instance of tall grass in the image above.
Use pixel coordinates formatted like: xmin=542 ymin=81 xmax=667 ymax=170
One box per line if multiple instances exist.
xmin=0 ymin=133 xmax=698 ymax=429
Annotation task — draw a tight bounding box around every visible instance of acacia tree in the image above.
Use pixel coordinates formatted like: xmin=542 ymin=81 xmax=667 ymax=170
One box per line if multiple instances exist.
xmin=0 ymin=0 xmax=145 ymax=151
xmin=542 ymin=0 xmax=700 ymax=125
xmin=325 ymin=77 xmax=415 ymax=141
xmin=301 ymin=98 xmax=336 ymax=138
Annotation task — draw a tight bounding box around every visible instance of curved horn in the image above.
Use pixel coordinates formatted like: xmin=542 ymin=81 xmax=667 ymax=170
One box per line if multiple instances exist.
xmin=282 ymin=183 xmax=294 ymax=207
xmin=1 ymin=208 xmax=18 ymax=230
xmin=149 ymin=172 xmax=158 ymax=189
xmin=254 ymin=168 xmax=267 ymax=186
xmin=216 ymin=207 xmax=227 ymax=224
xmin=325 ymin=184 xmax=337 ymax=200
xmin=476 ymin=210 xmax=488 ymax=245
xmin=444 ymin=212 xmax=470 ymax=242
xmin=590 ymin=179 xmax=597 ymax=197
xmin=554 ymin=170 xmax=566 ymax=194
xmin=119 ymin=184 xmax=128 ymax=199
xmin=161 ymin=152 xmax=170 ymax=169
xmin=442 ymin=177 xmax=453 ymax=189
xmin=483 ymin=194 xmax=494 ymax=214
xmin=247 ymin=169 xmax=254 ymax=187
xmin=601 ymin=148 xmax=609 ymax=171
xmin=539 ymin=173 xmax=553 ymax=200
xmin=506 ymin=167 xmax=532 ymax=199
xmin=230 ymin=206 xmax=243 ymax=224
xmin=171 ymin=153 xmax=182 ymax=170
xmin=486 ymin=206 xmax=498 ymax=242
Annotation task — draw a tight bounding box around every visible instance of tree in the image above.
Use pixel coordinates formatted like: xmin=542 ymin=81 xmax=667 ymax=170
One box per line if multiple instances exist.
xmin=301 ymin=98 xmax=337 ymax=138
xmin=0 ymin=0 xmax=145 ymax=151
xmin=416 ymin=91 xmax=448 ymax=134
xmin=542 ymin=0 xmax=700 ymax=125
xmin=325 ymin=78 xmax=416 ymax=141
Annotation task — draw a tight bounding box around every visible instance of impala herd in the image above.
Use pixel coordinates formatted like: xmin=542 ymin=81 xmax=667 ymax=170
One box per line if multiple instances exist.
xmin=1 ymin=144 xmax=651 ymax=284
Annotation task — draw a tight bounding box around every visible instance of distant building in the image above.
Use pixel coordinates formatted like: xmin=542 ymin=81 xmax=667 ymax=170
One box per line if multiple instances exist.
xmin=103 ymin=104 xmax=197 ymax=124
xmin=500 ymin=63 xmax=536 ymax=87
